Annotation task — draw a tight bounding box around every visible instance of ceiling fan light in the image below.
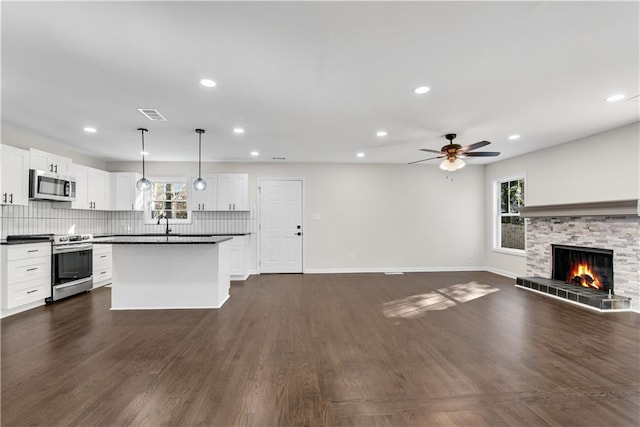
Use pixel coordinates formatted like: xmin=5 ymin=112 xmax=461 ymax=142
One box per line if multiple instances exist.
xmin=453 ymin=158 xmax=466 ymax=170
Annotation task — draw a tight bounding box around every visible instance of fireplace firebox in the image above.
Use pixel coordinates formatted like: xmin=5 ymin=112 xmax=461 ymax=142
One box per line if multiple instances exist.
xmin=552 ymin=244 xmax=614 ymax=293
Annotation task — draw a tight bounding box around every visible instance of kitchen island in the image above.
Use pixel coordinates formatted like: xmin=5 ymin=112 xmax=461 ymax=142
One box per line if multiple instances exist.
xmin=94 ymin=235 xmax=232 ymax=310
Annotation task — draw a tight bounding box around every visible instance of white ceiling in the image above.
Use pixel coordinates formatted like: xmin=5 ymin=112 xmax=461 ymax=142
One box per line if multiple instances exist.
xmin=2 ymin=1 xmax=639 ymax=164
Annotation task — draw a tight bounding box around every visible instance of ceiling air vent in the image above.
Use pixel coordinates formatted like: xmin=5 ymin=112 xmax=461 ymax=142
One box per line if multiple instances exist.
xmin=137 ymin=108 xmax=167 ymax=121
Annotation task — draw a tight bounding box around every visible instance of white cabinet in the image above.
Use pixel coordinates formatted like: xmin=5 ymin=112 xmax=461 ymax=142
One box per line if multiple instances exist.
xmin=71 ymin=164 xmax=111 ymax=210
xmin=112 ymin=173 xmax=144 ymax=211
xmin=228 ymin=235 xmax=249 ymax=280
xmin=188 ymin=174 xmax=217 ymax=211
xmin=92 ymin=244 xmax=112 ymax=288
xmin=1 ymin=242 xmax=51 ymax=309
xmin=29 ymin=148 xmax=71 ymax=176
xmin=217 ymin=174 xmax=248 ymax=211
xmin=1 ymin=145 xmax=30 ymax=206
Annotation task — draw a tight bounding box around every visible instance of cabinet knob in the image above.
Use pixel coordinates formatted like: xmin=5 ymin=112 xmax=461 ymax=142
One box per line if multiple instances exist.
xmin=9 ymin=193 xmax=13 ymax=204
xmin=2 ymin=193 xmax=6 ymax=203
xmin=295 ymin=232 xmax=302 ymax=236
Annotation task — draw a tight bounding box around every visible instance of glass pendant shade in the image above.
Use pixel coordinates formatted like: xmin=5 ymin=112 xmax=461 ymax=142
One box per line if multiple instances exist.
xmin=193 ymin=177 xmax=207 ymax=191
xmin=136 ymin=176 xmax=151 ymax=191
xmin=193 ymin=129 xmax=207 ymax=191
xmin=136 ymin=128 xmax=151 ymax=191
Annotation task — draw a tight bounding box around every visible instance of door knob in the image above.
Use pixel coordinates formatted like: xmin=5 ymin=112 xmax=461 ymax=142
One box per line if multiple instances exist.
xmin=295 ymin=232 xmax=302 ymax=236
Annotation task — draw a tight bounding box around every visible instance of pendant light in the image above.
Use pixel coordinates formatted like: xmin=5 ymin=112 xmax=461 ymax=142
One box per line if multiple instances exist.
xmin=193 ymin=129 xmax=207 ymax=191
xmin=136 ymin=128 xmax=152 ymax=191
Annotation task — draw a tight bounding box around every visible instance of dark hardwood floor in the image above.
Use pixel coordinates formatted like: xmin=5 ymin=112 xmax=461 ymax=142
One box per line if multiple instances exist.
xmin=2 ymin=271 xmax=639 ymax=426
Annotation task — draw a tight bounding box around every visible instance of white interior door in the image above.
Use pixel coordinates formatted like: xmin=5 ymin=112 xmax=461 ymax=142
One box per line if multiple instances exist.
xmin=259 ymin=180 xmax=303 ymax=273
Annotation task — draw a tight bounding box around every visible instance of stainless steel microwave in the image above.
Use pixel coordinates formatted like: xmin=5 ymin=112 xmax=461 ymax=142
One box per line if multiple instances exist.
xmin=29 ymin=169 xmax=76 ymax=202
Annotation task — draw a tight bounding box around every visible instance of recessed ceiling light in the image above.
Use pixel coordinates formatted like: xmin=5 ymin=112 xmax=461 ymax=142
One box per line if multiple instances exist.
xmin=356 ymin=152 xmax=365 ymax=158
xmin=200 ymin=79 xmax=216 ymax=88
xmin=376 ymin=131 xmax=387 ymax=137
xmin=140 ymin=151 xmax=149 ymax=156
xmin=250 ymin=151 xmax=259 ymax=157
xmin=606 ymin=93 xmax=625 ymax=102
xmin=83 ymin=127 xmax=97 ymax=133
xmin=508 ymin=134 xmax=520 ymax=140
xmin=414 ymin=86 xmax=430 ymax=94
xmin=233 ymin=128 xmax=245 ymax=134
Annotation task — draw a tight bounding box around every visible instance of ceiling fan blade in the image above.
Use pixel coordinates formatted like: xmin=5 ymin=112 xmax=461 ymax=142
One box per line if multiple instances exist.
xmin=408 ymin=155 xmax=444 ymax=165
xmin=459 ymin=140 xmax=491 ymax=153
xmin=419 ymin=148 xmax=444 ymax=154
xmin=461 ymin=151 xmax=501 ymax=157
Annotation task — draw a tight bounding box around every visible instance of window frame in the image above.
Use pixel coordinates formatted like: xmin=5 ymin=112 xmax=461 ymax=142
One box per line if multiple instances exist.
xmin=143 ymin=176 xmax=192 ymax=225
xmin=493 ymin=174 xmax=526 ymax=256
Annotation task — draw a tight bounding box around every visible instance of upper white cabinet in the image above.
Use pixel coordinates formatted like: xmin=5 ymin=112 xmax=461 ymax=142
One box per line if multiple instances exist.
xmin=29 ymin=148 xmax=71 ymax=176
xmin=71 ymin=164 xmax=111 ymax=210
xmin=1 ymin=145 xmax=30 ymax=206
xmin=217 ymin=174 xmax=248 ymax=211
xmin=187 ymin=174 xmax=218 ymax=211
xmin=111 ymin=173 xmax=144 ymax=211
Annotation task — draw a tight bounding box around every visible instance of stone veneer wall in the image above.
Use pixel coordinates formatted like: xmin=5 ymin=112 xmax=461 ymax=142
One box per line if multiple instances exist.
xmin=526 ymin=216 xmax=640 ymax=311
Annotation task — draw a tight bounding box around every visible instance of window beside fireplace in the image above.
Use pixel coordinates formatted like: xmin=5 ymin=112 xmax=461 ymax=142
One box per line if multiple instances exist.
xmin=494 ymin=176 xmax=525 ymax=252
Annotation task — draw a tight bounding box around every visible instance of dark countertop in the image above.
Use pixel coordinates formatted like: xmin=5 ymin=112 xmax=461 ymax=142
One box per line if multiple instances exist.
xmin=1 ymin=238 xmax=51 ymax=245
xmin=93 ymin=235 xmax=233 ymax=245
xmin=93 ymin=233 xmax=250 ymax=238
xmin=2 ymin=234 xmax=248 ymax=245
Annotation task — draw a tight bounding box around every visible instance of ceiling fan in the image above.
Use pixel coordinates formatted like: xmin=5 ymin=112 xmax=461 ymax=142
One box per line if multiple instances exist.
xmin=409 ymin=133 xmax=500 ymax=171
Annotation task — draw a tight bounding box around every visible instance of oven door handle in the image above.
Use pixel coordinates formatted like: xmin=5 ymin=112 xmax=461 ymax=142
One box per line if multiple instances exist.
xmin=53 ymin=243 xmax=93 ymax=254
xmin=54 ymin=277 xmax=92 ymax=290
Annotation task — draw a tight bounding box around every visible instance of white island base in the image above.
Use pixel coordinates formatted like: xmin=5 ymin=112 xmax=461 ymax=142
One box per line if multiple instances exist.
xmin=110 ymin=240 xmax=230 ymax=310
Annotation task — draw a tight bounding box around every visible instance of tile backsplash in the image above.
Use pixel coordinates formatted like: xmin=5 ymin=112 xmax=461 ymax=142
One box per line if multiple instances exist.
xmin=1 ymin=201 xmax=256 ymax=238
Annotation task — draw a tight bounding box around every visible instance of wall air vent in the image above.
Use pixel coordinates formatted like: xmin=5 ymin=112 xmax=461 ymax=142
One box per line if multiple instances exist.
xmin=137 ymin=108 xmax=167 ymax=121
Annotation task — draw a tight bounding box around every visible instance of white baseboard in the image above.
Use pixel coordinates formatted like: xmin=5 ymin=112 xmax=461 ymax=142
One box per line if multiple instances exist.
xmin=303 ymin=266 xmax=487 ymax=274
xmin=483 ymin=266 xmax=520 ymax=279
xmin=302 ymin=266 xmax=520 ymax=280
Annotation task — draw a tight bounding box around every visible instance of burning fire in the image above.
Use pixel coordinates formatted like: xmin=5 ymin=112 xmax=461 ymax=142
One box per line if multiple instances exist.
xmin=569 ymin=263 xmax=603 ymax=290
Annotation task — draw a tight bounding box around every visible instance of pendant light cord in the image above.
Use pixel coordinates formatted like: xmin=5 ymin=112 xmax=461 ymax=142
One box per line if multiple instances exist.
xmin=138 ymin=127 xmax=148 ymax=178
xmin=198 ymin=131 xmax=202 ymax=178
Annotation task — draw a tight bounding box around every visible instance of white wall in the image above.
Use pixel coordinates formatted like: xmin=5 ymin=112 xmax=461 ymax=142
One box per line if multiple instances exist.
xmin=484 ymin=122 xmax=640 ymax=277
xmin=1 ymin=122 xmax=106 ymax=170
xmin=107 ymin=161 xmax=487 ymax=272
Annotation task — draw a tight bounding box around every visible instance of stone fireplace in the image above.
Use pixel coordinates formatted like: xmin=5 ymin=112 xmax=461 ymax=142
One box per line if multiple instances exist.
xmin=517 ymin=200 xmax=639 ymax=311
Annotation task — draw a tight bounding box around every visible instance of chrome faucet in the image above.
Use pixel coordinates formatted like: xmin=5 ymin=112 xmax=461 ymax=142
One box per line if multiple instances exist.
xmin=157 ymin=214 xmax=172 ymax=235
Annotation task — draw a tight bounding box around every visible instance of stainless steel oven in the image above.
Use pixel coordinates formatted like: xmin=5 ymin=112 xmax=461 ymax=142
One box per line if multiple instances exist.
xmin=48 ymin=234 xmax=93 ymax=302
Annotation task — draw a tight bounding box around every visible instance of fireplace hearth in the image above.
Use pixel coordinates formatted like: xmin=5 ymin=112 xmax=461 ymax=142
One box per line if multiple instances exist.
xmin=552 ymin=244 xmax=613 ymax=293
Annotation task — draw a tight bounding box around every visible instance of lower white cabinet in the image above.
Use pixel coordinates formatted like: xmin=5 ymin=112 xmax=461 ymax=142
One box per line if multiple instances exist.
xmin=229 ymin=235 xmax=249 ymax=280
xmin=93 ymin=244 xmax=113 ymax=288
xmin=1 ymin=243 xmax=51 ymax=309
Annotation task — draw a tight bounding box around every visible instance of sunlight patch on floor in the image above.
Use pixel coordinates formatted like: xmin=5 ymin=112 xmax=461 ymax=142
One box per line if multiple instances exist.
xmin=382 ymin=281 xmax=500 ymax=319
